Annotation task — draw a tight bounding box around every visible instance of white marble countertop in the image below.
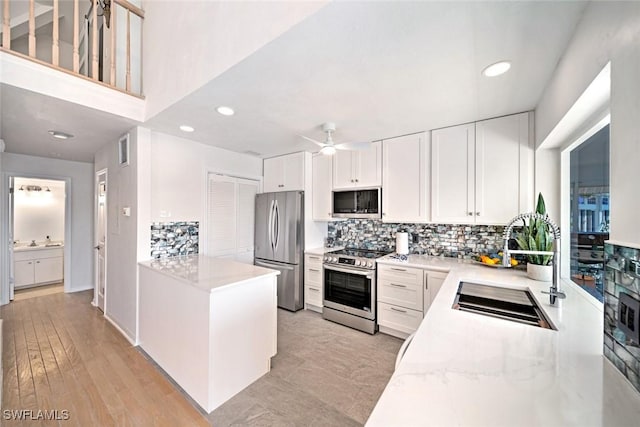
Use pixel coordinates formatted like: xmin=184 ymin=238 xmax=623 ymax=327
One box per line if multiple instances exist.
xmin=367 ymin=254 xmax=640 ymax=426
xmin=14 ymin=243 xmax=64 ymax=252
xmin=305 ymin=246 xmax=343 ymax=255
xmin=139 ymin=255 xmax=280 ymax=293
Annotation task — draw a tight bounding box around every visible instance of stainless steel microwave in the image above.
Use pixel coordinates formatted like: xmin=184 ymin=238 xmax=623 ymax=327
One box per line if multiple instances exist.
xmin=332 ymin=188 xmax=381 ymax=219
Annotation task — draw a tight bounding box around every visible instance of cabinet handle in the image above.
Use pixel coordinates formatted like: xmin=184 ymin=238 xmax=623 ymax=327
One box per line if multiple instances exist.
xmin=28 ymin=262 xmax=32 ymax=264
xmin=391 ymin=267 xmax=406 ymax=272
xmin=390 ymin=283 xmax=407 ymax=288
xmin=355 ymin=179 xmax=359 ymax=183
xmin=350 ymin=179 xmax=354 ymax=183
xmin=382 ymin=213 xmax=386 ymax=216
xmin=309 ymin=268 xmax=320 ymax=272
xmin=468 ymin=212 xmax=473 ymax=216
xmin=36 ymin=261 xmax=40 ymax=264
xmin=309 ymin=256 xmax=320 ymax=260
xmin=476 ymin=212 xmax=480 ymax=216
xmin=278 ymin=184 xmax=284 ymax=188
xmin=308 ymin=288 xmax=320 ymax=292
xmin=390 ymin=307 xmax=407 ymax=314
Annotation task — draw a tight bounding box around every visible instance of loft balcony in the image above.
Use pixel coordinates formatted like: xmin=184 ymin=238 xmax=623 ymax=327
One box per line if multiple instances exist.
xmin=1 ymin=0 xmax=144 ymax=121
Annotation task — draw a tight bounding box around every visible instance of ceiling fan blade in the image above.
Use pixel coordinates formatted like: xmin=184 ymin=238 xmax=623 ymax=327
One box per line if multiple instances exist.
xmin=298 ymin=134 xmax=326 ymax=147
xmin=335 ymin=141 xmax=371 ymax=151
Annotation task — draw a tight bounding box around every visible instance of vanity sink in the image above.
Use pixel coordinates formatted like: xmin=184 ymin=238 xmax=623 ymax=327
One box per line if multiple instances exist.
xmin=452 ymin=282 xmax=555 ymax=330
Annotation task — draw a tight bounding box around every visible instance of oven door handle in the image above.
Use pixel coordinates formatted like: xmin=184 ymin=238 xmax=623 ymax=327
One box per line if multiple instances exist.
xmin=324 ymin=265 xmax=374 ymax=277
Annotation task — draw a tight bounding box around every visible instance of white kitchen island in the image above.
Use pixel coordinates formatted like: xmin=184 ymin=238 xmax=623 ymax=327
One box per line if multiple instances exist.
xmin=138 ymin=255 xmax=279 ymax=413
xmin=367 ymin=255 xmax=640 ymax=426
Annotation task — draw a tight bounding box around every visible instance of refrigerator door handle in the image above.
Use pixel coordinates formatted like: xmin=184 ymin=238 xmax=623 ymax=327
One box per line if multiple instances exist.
xmin=268 ymin=199 xmax=275 ymax=252
xmin=274 ymin=200 xmax=280 ymax=252
xmin=255 ymin=260 xmax=295 ymax=271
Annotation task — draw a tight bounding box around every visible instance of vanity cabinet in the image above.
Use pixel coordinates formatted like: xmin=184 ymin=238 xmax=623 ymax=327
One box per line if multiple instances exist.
xmin=382 ymin=132 xmax=430 ymax=223
xmin=304 ymin=253 xmax=324 ymax=312
xmin=332 ymin=141 xmax=381 ymax=189
xmin=431 ymin=112 xmax=533 ymax=224
xmin=14 ymin=247 xmax=63 ymax=288
xmin=263 ymin=152 xmax=305 ymax=192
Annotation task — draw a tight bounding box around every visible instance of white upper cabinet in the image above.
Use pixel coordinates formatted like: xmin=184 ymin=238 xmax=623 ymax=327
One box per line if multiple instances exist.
xmin=263 ymin=152 xmax=305 ymax=192
xmin=333 ymin=141 xmax=382 ymax=189
xmin=312 ymin=153 xmax=333 ymax=221
xmin=382 ymin=132 xmax=430 ymax=223
xmin=431 ymin=112 xmax=532 ymax=224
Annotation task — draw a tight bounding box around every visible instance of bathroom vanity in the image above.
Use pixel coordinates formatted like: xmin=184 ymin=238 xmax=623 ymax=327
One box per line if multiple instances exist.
xmin=13 ymin=245 xmax=64 ymax=288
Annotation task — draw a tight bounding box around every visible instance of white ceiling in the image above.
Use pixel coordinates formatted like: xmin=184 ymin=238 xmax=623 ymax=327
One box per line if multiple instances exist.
xmin=1 ymin=1 xmax=589 ymax=162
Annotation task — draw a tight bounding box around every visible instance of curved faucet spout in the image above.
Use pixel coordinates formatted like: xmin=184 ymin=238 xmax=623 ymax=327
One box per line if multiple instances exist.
xmin=502 ymin=212 xmax=565 ymax=305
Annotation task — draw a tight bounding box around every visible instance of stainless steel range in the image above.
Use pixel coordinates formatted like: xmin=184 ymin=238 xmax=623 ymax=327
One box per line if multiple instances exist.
xmin=323 ymin=249 xmax=390 ymax=334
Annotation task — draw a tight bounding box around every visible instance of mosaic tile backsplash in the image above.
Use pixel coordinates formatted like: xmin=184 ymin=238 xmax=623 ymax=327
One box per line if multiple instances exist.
xmin=327 ymin=220 xmax=505 ymax=258
xmin=604 ymin=243 xmax=640 ymax=394
xmin=151 ymin=222 xmax=199 ymax=259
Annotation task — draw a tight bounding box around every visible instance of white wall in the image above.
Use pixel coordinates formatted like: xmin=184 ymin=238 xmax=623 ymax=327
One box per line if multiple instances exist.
xmin=1 ymin=153 xmax=94 ymax=294
xmin=94 ymin=127 xmax=150 ymax=343
xmin=534 ymin=148 xmax=561 ymax=223
xmin=142 ymin=1 xmax=327 ymax=119
xmin=150 ymin=131 xmax=262 ymax=222
xmin=13 ymin=178 xmax=65 ymax=243
xmin=535 ymin=1 xmax=640 ymax=246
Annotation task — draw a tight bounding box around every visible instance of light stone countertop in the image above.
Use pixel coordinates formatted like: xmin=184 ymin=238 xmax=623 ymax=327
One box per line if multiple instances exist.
xmin=305 ymin=246 xmax=343 ymax=255
xmin=367 ymin=254 xmax=640 ymax=426
xmin=14 ymin=243 xmax=64 ymax=252
xmin=138 ymin=254 xmax=279 ymax=293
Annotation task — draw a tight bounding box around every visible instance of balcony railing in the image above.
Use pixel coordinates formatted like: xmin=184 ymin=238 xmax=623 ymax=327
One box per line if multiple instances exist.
xmin=1 ymin=0 xmax=143 ymax=97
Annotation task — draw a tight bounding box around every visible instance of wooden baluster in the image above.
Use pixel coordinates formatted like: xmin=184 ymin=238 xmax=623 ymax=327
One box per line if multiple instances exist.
xmin=2 ymin=0 xmax=10 ymax=49
xmin=91 ymin=0 xmax=99 ymax=80
xmin=126 ymin=10 xmax=131 ymax=92
xmin=52 ymin=0 xmax=59 ymax=65
xmin=73 ymin=0 xmax=79 ymax=72
xmin=29 ymin=0 xmax=36 ymax=57
xmin=110 ymin=1 xmax=117 ymax=86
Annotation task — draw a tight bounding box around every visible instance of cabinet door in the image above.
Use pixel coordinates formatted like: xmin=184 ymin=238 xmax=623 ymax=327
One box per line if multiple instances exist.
xmin=354 ymin=141 xmax=382 ymax=187
xmin=14 ymin=260 xmax=35 ymax=287
xmin=332 ymin=150 xmax=355 ymax=189
xmin=424 ymin=270 xmax=448 ymax=315
xmin=282 ymin=152 xmax=305 ymax=191
xmin=431 ymin=123 xmax=475 ymax=223
xmin=34 ymin=257 xmax=63 ymax=283
xmin=475 ymin=113 xmax=531 ymax=224
xmin=382 ymin=133 xmax=429 ymax=223
xmin=263 ymin=156 xmax=284 ymax=193
xmin=312 ymin=154 xmax=333 ymax=221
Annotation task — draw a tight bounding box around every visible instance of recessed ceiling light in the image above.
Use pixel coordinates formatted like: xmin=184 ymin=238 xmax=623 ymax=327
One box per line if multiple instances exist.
xmin=482 ymin=61 xmax=511 ymax=77
xmin=216 ymin=106 xmax=235 ymax=116
xmin=179 ymin=125 xmax=195 ymax=132
xmin=48 ymin=130 xmax=74 ymax=140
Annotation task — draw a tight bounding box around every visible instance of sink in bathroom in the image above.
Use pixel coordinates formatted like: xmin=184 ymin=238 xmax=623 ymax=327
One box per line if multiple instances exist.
xmin=452 ymin=282 xmax=556 ymax=330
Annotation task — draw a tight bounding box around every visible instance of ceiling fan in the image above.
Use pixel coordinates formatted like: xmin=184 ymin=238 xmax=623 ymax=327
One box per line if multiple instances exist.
xmin=299 ymin=122 xmax=371 ymax=155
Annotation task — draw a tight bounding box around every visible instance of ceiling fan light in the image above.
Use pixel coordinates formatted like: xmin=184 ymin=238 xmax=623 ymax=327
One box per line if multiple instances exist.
xmin=320 ymin=145 xmax=336 ymax=156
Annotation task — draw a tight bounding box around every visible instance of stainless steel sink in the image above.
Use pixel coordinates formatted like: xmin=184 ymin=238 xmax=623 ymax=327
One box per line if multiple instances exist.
xmin=452 ymin=282 xmax=556 ymax=330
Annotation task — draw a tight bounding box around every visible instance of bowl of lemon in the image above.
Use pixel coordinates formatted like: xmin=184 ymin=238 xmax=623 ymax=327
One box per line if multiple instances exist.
xmin=475 ymin=252 xmax=519 ymax=268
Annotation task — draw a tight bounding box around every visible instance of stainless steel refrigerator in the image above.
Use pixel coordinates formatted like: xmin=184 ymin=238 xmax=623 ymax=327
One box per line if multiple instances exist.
xmin=254 ymin=191 xmax=304 ymax=311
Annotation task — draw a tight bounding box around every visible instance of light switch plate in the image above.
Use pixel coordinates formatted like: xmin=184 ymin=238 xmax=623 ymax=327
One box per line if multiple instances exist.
xmin=618 ymin=292 xmax=640 ymax=344
xmin=122 ymin=207 xmax=131 ymax=217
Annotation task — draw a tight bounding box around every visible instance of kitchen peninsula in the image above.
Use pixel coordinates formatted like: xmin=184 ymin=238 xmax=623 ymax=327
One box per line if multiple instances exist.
xmin=367 ymin=255 xmax=640 ymax=426
xmin=138 ymin=255 xmax=279 ymax=413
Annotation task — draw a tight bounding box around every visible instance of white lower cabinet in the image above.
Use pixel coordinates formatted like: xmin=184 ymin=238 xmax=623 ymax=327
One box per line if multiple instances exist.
xmin=14 ymin=248 xmax=64 ymax=289
xmin=304 ymin=254 xmax=324 ymax=312
xmin=378 ymin=263 xmax=448 ymax=338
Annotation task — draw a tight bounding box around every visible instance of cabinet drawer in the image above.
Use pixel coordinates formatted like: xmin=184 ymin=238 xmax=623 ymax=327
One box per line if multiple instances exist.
xmin=305 ymin=285 xmax=323 ymax=307
xmin=378 ymin=302 xmax=422 ymax=335
xmin=14 ymin=248 xmax=63 ymax=261
xmin=378 ymin=276 xmax=423 ymax=311
xmin=305 ymin=254 xmax=324 ymax=266
xmin=305 ymin=266 xmax=322 ymax=285
xmin=378 ymin=264 xmax=422 ymax=285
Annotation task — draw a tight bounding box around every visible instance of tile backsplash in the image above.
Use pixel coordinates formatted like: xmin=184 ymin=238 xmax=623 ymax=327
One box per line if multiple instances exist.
xmin=151 ymin=221 xmax=199 ymax=259
xmin=327 ymin=220 xmax=504 ymax=258
xmin=604 ymin=243 xmax=640 ymax=394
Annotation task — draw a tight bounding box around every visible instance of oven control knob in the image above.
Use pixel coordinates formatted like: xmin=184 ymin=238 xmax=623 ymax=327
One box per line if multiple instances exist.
xmin=331 ymin=257 xmax=338 ymax=263
xmin=324 ymin=256 xmax=329 ymax=262
xmin=355 ymin=260 xmax=362 ymax=266
xmin=367 ymin=261 xmax=374 ymax=268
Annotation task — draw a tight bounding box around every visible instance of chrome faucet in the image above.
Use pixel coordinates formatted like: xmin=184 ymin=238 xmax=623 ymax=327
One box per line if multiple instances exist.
xmin=502 ymin=212 xmax=566 ymax=305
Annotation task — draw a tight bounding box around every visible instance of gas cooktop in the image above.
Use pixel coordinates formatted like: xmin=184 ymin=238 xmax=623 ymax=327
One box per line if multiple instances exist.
xmin=332 ymin=249 xmax=391 ymax=259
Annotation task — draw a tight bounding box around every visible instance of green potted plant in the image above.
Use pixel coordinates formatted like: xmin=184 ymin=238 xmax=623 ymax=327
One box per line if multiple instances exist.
xmin=514 ymin=193 xmax=554 ymax=281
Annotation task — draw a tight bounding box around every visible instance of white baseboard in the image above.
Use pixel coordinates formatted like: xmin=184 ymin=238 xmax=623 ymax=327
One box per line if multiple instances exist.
xmin=104 ymin=313 xmax=138 ymax=346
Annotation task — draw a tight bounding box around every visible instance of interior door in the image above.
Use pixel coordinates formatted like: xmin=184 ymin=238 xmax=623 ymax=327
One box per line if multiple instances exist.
xmin=8 ymin=176 xmax=15 ymax=300
xmin=96 ymin=171 xmax=107 ymax=312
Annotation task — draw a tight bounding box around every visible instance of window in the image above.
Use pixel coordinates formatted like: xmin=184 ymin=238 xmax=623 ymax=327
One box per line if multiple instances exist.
xmin=569 ymin=124 xmax=609 ymax=302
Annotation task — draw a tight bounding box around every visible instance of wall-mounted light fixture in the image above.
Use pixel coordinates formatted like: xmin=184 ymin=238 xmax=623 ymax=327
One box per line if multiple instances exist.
xmin=97 ymin=0 xmax=112 ymax=28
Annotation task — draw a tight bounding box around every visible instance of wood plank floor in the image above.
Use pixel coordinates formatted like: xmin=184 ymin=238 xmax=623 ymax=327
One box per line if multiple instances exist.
xmin=1 ymin=290 xmax=208 ymax=426
xmin=1 ymin=290 xmax=402 ymax=426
